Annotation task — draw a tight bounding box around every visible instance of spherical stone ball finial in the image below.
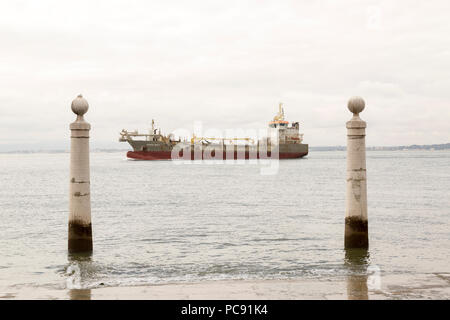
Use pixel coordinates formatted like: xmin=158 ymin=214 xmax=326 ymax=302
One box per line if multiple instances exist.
xmin=71 ymin=94 xmax=89 ymax=116
xmin=348 ymin=96 xmax=365 ymax=115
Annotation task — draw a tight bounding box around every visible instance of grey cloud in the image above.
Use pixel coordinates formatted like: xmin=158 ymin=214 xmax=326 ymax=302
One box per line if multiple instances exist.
xmin=0 ymin=0 xmax=449 ymax=151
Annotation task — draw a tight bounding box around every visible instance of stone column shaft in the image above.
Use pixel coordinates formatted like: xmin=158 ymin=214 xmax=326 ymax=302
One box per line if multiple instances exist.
xmin=345 ymin=97 xmax=369 ymax=248
xmin=68 ymin=95 xmax=93 ymax=253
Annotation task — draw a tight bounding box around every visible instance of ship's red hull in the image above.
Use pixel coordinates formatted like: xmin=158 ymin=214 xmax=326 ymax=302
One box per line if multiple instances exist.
xmin=127 ymin=150 xmax=307 ymax=160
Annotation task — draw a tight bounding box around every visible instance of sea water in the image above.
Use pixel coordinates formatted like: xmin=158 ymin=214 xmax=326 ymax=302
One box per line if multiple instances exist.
xmin=0 ymin=151 xmax=449 ymax=296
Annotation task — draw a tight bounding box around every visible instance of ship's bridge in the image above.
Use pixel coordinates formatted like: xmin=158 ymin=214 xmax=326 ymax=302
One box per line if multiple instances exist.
xmin=268 ymin=120 xmax=289 ymax=128
xmin=267 ymin=103 xmax=303 ymax=144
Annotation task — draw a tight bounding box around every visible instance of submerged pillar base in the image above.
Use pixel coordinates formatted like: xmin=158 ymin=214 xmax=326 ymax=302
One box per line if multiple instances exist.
xmin=68 ymin=222 xmax=93 ymax=253
xmin=344 ymin=217 xmax=368 ymax=249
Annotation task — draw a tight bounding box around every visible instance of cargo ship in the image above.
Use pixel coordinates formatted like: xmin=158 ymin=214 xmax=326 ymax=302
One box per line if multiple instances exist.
xmin=119 ymin=103 xmax=308 ymax=160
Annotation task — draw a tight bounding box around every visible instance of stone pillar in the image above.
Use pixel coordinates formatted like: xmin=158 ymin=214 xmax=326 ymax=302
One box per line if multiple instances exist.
xmin=68 ymin=94 xmax=93 ymax=253
xmin=345 ymin=97 xmax=368 ymax=248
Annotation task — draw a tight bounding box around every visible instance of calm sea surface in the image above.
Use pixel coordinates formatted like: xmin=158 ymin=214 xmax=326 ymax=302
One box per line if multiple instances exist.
xmin=0 ymin=151 xmax=449 ymax=294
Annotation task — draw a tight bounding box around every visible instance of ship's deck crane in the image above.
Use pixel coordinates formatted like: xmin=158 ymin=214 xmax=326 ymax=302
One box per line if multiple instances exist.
xmin=190 ymin=136 xmax=255 ymax=145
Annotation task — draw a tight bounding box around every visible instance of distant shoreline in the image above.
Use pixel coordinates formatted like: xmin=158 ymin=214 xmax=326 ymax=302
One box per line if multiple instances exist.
xmin=311 ymin=142 xmax=450 ymax=151
xmin=0 ymin=143 xmax=449 ymax=154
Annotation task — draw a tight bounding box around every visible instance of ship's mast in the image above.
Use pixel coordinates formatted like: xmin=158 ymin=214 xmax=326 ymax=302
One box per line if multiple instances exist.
xmin=273 ymin=102 xmax=285 ymax=121
xmin=279 ymin=102 xmax=285 ymax=120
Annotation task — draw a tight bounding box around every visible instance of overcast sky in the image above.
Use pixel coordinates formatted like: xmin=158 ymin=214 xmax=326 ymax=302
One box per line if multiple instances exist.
xmin=0 ymin=0 xmax=449 ymax=151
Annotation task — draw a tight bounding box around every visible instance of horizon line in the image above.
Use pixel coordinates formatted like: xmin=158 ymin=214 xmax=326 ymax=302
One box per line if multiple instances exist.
xmin=1 ymin=142 xmax=449 ymax=154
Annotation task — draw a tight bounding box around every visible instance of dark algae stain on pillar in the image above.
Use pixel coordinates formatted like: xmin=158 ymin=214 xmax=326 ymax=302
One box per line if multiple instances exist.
xmin=68 ymin=222 xmax=93 ymax=253
xmin=345 ymin=217 xmax=368 ymax=248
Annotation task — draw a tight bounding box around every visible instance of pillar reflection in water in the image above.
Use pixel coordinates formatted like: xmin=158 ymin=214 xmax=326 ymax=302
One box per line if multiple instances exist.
xmin=69 ymin=289 xmax=91 ymax=300
xmin=344 ymin=248 xmax=370 ymax=300
xmin=67 ymin=253 xmax=93 ymax=300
